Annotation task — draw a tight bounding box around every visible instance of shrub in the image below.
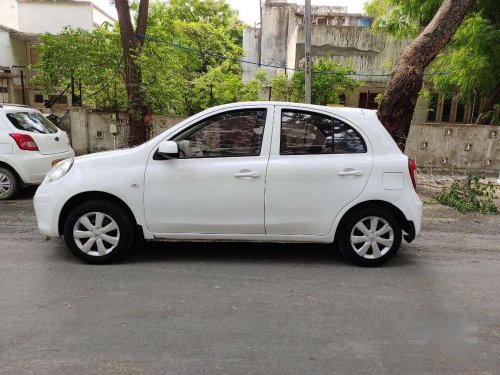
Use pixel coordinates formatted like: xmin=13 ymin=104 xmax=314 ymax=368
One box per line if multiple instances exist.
xmin=436 ymin=175 xmax=498 ymax=214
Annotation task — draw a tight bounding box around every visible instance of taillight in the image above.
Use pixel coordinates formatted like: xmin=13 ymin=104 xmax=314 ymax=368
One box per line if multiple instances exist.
xmin=408 ymin=158 xmax=417 ymax=189
xmin=9 ymin=133 xmax=39 ymax=151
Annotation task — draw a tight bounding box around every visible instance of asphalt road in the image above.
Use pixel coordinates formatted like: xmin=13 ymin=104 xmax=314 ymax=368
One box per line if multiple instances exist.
xmin=1 ymin=189 xmax=499 ymax=374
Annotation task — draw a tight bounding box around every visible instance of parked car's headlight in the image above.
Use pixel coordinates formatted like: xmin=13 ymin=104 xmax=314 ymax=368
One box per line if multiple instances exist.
xmin=45 ymin=158 xmax=74 ymax=183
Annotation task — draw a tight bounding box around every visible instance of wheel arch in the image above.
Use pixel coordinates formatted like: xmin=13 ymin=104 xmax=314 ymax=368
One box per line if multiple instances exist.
xmin=0 ymin=161 xmax=23 ymax=185
xmin=58 ymin=191 xmax=138 ymax=236
xmin=334 ymin=200 xmax=415 ymax=244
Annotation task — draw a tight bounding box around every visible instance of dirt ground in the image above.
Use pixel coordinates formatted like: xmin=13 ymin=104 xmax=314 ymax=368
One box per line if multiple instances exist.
xmin=0 ymin=187 xmax=499 ymax=374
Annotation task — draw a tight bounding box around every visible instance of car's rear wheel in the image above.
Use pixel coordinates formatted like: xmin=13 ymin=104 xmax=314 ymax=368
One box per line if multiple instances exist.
xmin=0 ymin=167 xmax=18 ymax=200
xmin=63 ymin=200 xmax=136 ymax=264
xmin=337 ymin=207 xmax=402 ymax=267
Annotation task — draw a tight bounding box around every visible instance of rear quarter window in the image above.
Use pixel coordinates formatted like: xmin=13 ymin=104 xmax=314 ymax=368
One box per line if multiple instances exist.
xmin=6 ymin=112 xmax=58 ymax=134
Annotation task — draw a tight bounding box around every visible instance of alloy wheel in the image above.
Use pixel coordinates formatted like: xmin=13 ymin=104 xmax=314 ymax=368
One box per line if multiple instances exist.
xmin=350 ymin=216 xmax=394 ymax=259
xmin=0 ymin=173 xmax=12 ymax=198
xmin=72 ymin=212 xmax=120 ymax=256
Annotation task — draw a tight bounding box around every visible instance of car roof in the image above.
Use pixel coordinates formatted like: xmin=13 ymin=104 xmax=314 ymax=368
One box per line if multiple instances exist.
xmin=203 ymin=101 xmax=376 ymax=124
xmin=0 ymin=103 xmax=40 ymax=113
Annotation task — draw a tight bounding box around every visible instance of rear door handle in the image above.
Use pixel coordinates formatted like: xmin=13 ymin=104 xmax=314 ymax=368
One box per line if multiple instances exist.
xmin=338 ymin=169 xmax=364 ymax=176
xmin=234 ymin=171 xmax=260 ymax=178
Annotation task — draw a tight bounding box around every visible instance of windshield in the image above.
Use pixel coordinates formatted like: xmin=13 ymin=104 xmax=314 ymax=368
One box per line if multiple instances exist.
xmin=6 ymin=112 xmax=58 ymax=134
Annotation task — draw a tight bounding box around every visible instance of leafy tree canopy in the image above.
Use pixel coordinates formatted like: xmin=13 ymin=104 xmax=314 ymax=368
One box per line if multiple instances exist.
xmin=32 ymin=0 xmax=263 ymax=115
xmin=290 ymin=58 xmax=361 ymax=105
xmin=366 ymin=0 xmax=500 ymax=120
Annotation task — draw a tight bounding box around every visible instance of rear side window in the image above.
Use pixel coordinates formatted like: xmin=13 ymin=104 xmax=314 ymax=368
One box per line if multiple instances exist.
xmin=280 ymin=110 xmax=366 ymax=155
xmin=6 ymin=112 xmax=58 ymax=134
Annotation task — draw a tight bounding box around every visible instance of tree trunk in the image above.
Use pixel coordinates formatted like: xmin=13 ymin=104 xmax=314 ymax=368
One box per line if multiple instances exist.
xmin=377 ymin=0 xmax=475 ymax=151
xmin=114 ymin=0 xmax=150 ymax=146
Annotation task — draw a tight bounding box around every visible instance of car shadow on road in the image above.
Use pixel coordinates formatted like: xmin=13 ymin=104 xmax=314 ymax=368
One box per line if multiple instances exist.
xmin=119 ymin=240 xmax=415 ymax=268
xmin=17 ymin=186 xmax=38 ymax=200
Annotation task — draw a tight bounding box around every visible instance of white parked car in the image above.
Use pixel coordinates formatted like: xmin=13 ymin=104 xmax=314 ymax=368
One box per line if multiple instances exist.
xmin=34 ymin=102 xmax=422 ymax=266
xmin=0 ymin=104 xmax=75 ymax=199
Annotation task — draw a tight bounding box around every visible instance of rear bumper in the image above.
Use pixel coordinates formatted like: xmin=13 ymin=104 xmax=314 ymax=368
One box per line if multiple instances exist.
xmin=403 ymin=221 xmax=416 ymax=243
xmin=19 ymin=149 xmax=75 ymax=185
xmin=392 ymin=190 xmax=423 ymax=242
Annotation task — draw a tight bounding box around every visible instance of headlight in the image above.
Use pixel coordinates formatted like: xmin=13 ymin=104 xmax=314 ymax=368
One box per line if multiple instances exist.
xmin=45 ymin=158 xmax=74 ymax=183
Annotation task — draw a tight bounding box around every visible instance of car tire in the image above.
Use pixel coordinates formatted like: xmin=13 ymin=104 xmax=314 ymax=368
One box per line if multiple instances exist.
xmin=337 ymin=207 xmax=402 ymax=267
xmin=63 ymin=200 xmax=136 ymax=264
xmin=0 ymin=167 xmax=18 ymax=200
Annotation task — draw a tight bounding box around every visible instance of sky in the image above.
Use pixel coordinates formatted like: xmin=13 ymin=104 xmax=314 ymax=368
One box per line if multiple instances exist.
xmin=92 ymin=1 xmax=368 ymax=26
xmin=226 ymin=0 xmax=368 ymax=26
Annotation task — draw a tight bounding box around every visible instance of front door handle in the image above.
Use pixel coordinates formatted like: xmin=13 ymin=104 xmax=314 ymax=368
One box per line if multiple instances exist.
xmin=338 ymin=169 xmax=364 ymax=177
xmin=234 ymin=171 xmax=260 ymax=178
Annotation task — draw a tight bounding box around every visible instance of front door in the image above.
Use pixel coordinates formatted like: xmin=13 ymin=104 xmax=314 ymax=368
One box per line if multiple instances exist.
xmin=265 ymin=107 xmax=374 ymax=236
xmin=144 ymin=106 xmax=273 ymax=235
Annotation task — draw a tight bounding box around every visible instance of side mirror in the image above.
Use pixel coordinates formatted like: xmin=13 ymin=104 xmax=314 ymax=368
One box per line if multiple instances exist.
xmin=157 ymin=140 xmax=179 ymax=159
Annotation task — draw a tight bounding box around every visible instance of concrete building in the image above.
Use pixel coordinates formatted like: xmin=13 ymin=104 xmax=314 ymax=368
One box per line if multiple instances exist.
xmin=242 ymin=0 xmax=498 ymax=170
xmin=0 ymin=0 xmax=116 ymax=107
xmin=243 ymin=0 xmax=410 ymax=111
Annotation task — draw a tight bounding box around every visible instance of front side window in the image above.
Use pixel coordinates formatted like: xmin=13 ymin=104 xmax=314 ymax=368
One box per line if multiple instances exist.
xmin=280 ymin=110 xmax=366 ymax=155
xmin=173 ymin=109 xmax=266 ymax=158
xmin=6 ymin=112 xmax=58 ymax=134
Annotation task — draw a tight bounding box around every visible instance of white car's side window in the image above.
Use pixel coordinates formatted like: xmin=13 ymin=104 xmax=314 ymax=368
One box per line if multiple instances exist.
xmin=280 ymin=110 xmax=367 ymax=155
xmin=172 ymin=109 xmax=267 ymax=158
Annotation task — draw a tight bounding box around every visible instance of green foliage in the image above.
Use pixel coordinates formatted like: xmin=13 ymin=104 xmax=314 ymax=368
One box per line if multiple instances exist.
xmin=365 ymin=0 xmax=441 ymax=38
xmin=374 ymin=93 xmax=384 ymax=107
xmin=271 ymin=73 xmax=292 ymax=101
xmin=437 ymin=175 xmax=498 ymax=214
xmin=32 ymin=26 xmax=126 ymax=109
xmin=290 ymin=58 xmax=361 ymax=105
xmin=32 ymin=0 xmax=256 ymax=115
xmin=365 ymin=0 xmax=500 ymax=111
xmin=428 ymin=14 xmax=500 ymax=101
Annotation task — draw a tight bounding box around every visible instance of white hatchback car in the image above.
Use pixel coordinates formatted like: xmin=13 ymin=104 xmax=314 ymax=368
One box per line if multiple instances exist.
xmin=34 ymin=102 xmax=422 ymax=266
xmin=0 ymin=104 xmax=75 ymax=199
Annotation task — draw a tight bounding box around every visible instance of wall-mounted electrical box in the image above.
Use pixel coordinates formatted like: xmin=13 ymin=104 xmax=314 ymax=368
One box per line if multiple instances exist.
xmin=109 ymin=124 xmax=118 ymax=134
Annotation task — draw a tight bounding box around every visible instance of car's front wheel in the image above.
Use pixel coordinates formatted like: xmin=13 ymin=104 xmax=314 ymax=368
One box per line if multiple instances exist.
xmin=63 ymin=200 xmax=136 ymax=264
xmin=337 ymin=207 xmax=402 ymax=267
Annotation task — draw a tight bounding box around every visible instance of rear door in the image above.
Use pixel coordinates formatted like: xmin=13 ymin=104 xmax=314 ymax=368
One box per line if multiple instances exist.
xmin=265 ymin=106 xmax=374 ymax=236
xmin=5 ymin=111 xmax=71 ymax=155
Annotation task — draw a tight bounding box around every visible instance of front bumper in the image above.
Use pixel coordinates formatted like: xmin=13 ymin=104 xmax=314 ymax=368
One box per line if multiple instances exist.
xmin=34 ymin=180 xmax=67 ymax=237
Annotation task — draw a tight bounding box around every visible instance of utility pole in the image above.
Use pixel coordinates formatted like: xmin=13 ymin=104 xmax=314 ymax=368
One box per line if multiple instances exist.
xmin=304 ymin=0 xmax=312 ymax=104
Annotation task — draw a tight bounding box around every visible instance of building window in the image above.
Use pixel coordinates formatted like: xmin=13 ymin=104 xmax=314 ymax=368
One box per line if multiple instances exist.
xmin=357 ymin=18 xmax=372 ymax=27
xmin=440 ymin=97 xmax=452 ymax=122
xmin=34 ymin=94 xmax=44 ymax=103
xmin=358 ymin=92 xmax=378 ymax=110
xmin=455 ymin=100 xmax=466 ymax=123
xmin=49 ymin=95 xmax=68 ymax=104
xmin=426 ymin=93 xmax=438 ymax=122
xmin=338 ymin=93 xmax=346 ymax=106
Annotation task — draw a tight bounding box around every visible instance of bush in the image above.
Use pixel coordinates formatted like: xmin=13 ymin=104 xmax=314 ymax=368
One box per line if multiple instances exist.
xmin=436 ymin=175 xmax=498 ymax=214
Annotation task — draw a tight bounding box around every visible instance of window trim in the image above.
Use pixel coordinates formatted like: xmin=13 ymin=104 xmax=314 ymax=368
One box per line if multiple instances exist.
xmin=165 ymin=108 xmax=268 ymax=160
xmin=279 ymin=109 xmax=367 ymax=156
